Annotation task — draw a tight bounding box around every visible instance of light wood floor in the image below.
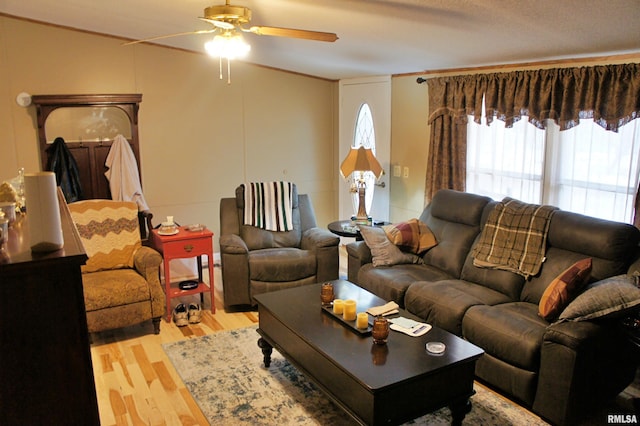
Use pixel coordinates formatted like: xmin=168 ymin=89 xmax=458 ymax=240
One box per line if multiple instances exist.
xmin=91 ymin=260 xmax=639 ymax=425
xmin=90 ymin=266 xmax=257 ymax=426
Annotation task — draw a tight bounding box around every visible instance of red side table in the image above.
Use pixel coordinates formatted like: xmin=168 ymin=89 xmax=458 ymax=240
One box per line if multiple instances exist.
xmin=149 ymin=226 xmax=216 ymax=321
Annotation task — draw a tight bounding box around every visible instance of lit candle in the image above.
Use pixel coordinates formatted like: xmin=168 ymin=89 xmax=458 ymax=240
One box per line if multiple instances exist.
xmin=333 ymin=299 xmax=344 ymax=314
xmin=343 ymin=299 xmax=357 ymax=321
xmin=356 ymin=312 xmax=369 ymax=329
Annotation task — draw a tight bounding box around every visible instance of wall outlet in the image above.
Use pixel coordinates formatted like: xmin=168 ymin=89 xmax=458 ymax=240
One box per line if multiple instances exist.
xmin=393 ymin=165 xmax=401 ymax=177
xmin=403 ymin=166 xmax=409 ymax=178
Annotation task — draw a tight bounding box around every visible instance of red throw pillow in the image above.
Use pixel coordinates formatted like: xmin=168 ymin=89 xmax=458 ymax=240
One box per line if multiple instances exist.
xmin=382 ymin=218 xmax=437 ymax=254
xmin=539 ymin=258 xmax=592 ymax=321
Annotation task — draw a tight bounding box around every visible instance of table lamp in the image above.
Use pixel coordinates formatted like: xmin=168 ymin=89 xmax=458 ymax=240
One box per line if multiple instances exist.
xmin=340 ymin=146 xmax=383 ymax=224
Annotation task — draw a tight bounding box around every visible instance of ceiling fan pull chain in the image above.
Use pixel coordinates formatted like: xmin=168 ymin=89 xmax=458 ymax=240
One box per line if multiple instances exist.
xmin=227 ymin=58 xmax=232 ymax=84
xmin=219 ymin=56 xmax=223 ymax=80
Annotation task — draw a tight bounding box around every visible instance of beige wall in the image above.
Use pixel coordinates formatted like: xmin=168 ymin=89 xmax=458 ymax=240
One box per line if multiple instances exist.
xmin=388 ymin=76 xmax=430 ymax=222
xmin=0 ymin=16 xmax=338 ymax=250
xmin=3 ymin=15 xmax=639 ymax=241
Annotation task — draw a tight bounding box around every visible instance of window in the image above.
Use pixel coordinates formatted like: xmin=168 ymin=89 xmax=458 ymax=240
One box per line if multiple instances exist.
xmin=466 ymin=113 xmax=545 ymax=203
xmin=351 ymin=103 xmax=377 ymax=214
xmin=466 ymin=104 xmax=640 ymax=223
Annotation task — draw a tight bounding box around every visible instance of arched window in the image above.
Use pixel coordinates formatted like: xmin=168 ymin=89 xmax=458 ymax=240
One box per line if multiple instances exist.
xmin=350 ymin=103 xmax=376 ymax=215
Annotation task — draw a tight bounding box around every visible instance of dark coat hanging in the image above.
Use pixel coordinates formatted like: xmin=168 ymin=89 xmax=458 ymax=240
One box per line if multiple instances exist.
xmin=46 ymin=137 xmax=83 ymax=202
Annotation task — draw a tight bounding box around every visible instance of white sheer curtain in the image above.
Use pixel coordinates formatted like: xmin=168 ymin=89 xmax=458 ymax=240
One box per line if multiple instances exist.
xmin=467 ymin=110 xmax=640 ymax=224
xmin=546 ymin=118 xmax=640 ymax=223
xmin=466 ymin=110 xmax=545 ymax=204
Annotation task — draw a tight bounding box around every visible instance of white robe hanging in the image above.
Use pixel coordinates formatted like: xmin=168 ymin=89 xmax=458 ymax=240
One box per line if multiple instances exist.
xmin=105 ymin=134 xmax=149 ymax=211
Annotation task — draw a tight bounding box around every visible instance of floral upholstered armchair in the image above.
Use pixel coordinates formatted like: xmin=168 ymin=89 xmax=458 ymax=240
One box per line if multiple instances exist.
xmin=68 ymin=200 xmax=165 ymax=334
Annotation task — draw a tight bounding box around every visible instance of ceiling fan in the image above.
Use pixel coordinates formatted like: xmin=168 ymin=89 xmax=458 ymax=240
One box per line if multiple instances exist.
xmin=123 ymin=1 xmax=338 ymax=82
xmin=124 ymin=1 xmax=338 ymax=46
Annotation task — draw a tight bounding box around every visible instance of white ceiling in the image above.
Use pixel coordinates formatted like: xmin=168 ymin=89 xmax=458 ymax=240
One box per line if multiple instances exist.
xmin=2 ymin=0 xmax=640 ymax=80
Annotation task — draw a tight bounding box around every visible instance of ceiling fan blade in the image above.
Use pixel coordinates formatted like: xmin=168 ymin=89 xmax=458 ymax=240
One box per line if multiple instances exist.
xmin=198 ymin=17 xmax=235 ymax=30
xmin=122 ymin=29 xmax=216 ymax=46
xmin=246 ymin=26 xmax=338 ymax=42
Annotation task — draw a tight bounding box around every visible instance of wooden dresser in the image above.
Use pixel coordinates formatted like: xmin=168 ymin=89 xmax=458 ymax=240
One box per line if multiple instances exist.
xmin=0 ymin=193 xmax=99 ymax=424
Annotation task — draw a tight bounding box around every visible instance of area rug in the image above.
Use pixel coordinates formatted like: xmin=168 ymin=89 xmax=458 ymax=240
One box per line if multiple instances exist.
xmin=162 ymin=325 xmax=549 ymax=425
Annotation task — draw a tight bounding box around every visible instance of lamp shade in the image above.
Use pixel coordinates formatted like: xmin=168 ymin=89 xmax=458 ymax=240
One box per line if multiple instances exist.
xmin=340 ymin=146 xmax=383 ymax=179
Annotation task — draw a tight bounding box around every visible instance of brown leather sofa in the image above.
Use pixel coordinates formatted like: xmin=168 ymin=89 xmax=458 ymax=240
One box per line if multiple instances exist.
xmin=347 ymin=189 xmax=640 ymax=425
xmin=219 ymin=184 xmax=340 ymax=308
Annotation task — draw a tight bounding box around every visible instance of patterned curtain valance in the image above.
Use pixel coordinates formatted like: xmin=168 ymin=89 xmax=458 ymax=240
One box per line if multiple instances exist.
xmin=427 ymin=63 xmax=640 ymax=132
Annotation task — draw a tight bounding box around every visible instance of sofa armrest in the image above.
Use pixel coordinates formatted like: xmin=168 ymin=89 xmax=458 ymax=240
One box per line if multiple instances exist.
xmin=301 ymin=227 xmax=340 ymax=250
xmin=219 ymin=234 xmax=251 ymax=307
xmin=346 ymin=241 xmax=372 ymax=283
xmin=543 ymin=319 xmax=604 ymax=350
xmin=533 ymin=320 xmax=637 ymax=425
xmin=133 ymin=246 xmax=165 ymax=318
xmin=133 ymin=246 xmax=163 ymax=279
xmin=219 ymin=233 xmax=249 ymax=254
xmin=302 ymin=228 xmax=340 ymax=282
xmin=627 ymin=253 xmax=640 ymax=275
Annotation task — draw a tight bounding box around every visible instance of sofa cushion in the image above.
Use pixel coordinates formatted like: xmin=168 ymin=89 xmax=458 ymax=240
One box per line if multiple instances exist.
xmin=382 ymin=218 xmax=437 ymax=254
xmin=82 ymin=269 xmax=153 ymax=311
xmin=461 ymin=242 xmax=525 ymax=300
xmin=236 ymin=184 xmax=303 ymax=250
xmin=558 ymin=274 xmax=640 ymax=322
xmin=463 ymin=302 xmax=547 ymax=371
xmin=404 ymin=279 xmax=512 ymax=335
xmin=547 ymin=211 xmax=640 ymax=273
xmin=357 ymin=263 xmax=452 ymax=306
xmin=539 ymin=258 xmax=592 ymax=321
xmin=359 ymin=226 xmax=423 ymax=267
xmin=415 ymin=190 xmax=491 ymax=279
xmin=69 ymin=200 xmax=141 ymax=273
xmin=427 ymin=189 xmax=492 ymax=226
xmin=249 ymin=248 xmax=316 ymax=281
xmin=521 ymin=211 xmax=640 ymax=305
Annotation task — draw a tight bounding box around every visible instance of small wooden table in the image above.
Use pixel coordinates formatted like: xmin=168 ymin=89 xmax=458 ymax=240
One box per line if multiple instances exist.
xmin=149 ymin=226 xmax=215 ymax=321
xmin=328 ymin=220 xmax=389 ymax=241
xmin=255 ymin=280 xmax=484 ymax=425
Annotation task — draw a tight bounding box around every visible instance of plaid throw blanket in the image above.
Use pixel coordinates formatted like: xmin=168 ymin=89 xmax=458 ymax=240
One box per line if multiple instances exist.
xmin=243 ymin=181 xmax=294 ymax=231
xmin=472 ymin=197 xmax=557 ymax=278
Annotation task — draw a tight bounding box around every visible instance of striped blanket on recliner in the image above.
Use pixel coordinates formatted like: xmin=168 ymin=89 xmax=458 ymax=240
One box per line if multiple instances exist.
xmin=243 ymin=181 xmax=294 ymax=231
xmin=472 ymin=197 xmax=557 ymax=278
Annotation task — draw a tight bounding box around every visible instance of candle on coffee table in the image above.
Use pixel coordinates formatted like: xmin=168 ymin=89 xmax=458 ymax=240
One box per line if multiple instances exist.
xmin=343 ymin=299 xmax=357 ymax=321
xmin=356 ymin=312 xmax=369 ymax=329
xmin=333 ymin=299 xmax=344 ymax=314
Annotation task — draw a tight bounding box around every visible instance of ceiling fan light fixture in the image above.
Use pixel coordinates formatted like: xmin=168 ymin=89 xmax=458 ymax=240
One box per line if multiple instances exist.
xmin=204 ymin=33 xmax=251 ymax=60
xmin=124 ymin=2 xmax=336 ymax=84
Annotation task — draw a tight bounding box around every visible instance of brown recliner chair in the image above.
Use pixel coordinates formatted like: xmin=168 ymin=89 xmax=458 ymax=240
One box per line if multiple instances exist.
xmin=219 ymin=184 xmax=340 ymax=308
xmin=68 ymin=199 xmax=165 ymax=334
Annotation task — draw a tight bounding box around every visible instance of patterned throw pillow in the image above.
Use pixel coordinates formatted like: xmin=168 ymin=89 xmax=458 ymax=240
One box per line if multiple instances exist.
xmin=539 ymin=258 xmax=592 ymax=321
xmin=68 ymin=200 xmax=141 ymax=273
xmin=558 ymin=274 xmax=640 ymax=322
xmin=382 ymin=218 xmax=437 ymax=254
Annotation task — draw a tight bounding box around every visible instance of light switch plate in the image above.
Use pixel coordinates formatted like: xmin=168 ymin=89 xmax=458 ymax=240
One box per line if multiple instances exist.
xmin=403 ymin=166 xmax=409 ymax=178
xmin=393 ymin=165 xmax=401 ymax=177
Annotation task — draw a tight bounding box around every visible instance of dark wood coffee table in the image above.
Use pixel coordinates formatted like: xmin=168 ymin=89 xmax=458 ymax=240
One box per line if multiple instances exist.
xmin=254 ymin=280 xmax=484 ymax=426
